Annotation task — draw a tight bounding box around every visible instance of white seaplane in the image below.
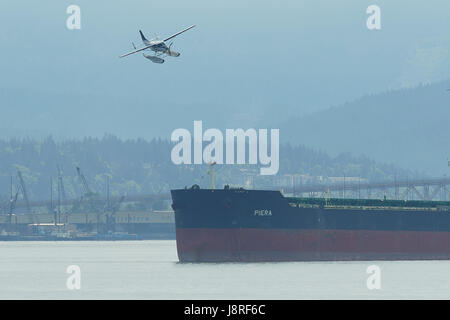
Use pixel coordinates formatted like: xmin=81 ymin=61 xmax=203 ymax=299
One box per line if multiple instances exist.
xmin=119 ymin=25 xmax=195 ymax=63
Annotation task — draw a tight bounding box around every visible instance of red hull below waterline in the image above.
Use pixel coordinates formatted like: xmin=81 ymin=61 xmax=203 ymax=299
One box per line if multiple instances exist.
xmin=176 ymin=228 xmax=450 ymax=262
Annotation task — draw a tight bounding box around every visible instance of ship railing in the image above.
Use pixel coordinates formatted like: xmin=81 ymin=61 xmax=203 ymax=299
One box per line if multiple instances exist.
xmin=291 ymin=202 xmax=444 ymax=212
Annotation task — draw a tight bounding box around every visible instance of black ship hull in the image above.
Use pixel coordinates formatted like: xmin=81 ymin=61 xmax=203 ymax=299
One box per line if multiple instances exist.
xmin=171 ymin=188 xmax=450 ymax=262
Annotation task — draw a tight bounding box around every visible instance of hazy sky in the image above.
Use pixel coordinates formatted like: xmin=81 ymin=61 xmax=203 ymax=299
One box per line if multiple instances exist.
xmin=0 ymin=0 xmax=449 ymax=138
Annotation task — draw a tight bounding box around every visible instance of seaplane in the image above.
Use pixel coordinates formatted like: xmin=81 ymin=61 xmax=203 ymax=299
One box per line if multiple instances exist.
xmin=119 ymin=25 xmax=195 ymax=63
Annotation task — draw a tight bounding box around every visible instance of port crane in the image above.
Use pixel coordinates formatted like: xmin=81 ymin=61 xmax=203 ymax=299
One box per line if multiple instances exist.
xmin=76 ymin=166 xmax=93 ymax=197
xmin=16 ymin=170 xmax=31 ymax=213
xmin=57 ymin=165 xmax=67 ymax=202
xmin=105 ymin=195 xmax=126 ymax=233
xmin=6 ymin=170 xmax=39 ymax=226
xmin=72 ymin=166 xmax=104 ymax=214
xmin=7 ymin=189 xmax=19 ymax=225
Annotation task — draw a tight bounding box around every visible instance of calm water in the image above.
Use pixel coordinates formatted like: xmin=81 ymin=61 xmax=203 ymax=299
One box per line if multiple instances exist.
xmin=1 ymin=240 xmax=450 ymax=299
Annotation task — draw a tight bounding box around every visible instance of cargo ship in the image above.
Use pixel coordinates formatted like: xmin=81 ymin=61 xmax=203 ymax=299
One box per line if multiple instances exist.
xmin=171 ymin=185 xmax=450 ymax=262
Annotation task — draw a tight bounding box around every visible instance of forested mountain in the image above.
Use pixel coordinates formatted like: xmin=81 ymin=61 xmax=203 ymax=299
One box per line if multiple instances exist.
xmin=0 ymin=135 xmax=417 ymax=201
xmin=282 ymin=80 xmax=450 ymax=176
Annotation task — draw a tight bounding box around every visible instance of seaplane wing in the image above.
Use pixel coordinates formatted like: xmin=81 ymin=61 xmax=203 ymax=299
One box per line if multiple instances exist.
xmin=119 ymin=25 xmax=195 ymax=61
xmin=119 ymin=45 xmax=152 ymax=58
xmin=163 ymin=24 xmax=196 ymax=42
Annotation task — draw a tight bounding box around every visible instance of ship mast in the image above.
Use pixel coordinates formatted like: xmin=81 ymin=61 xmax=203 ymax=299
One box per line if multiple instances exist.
xmin=207 ymin=162 xmax=217 ymax=189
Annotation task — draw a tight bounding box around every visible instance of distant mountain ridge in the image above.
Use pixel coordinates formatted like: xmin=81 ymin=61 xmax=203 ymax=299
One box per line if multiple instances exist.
xmin=281 ymin=80 xmax=450 ymax=176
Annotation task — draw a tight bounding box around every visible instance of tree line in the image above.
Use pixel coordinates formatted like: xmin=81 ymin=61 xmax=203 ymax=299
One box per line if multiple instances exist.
xmin=0 ymin=135 xmax=417 ymax=201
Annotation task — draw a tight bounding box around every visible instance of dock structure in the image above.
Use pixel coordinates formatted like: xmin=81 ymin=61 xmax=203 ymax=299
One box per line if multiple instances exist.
xmin=0 ymin=192 xmax=174 ymax=239
xmin=8 ymin=193 xmax=171 ymax=212
xmin=0 ymin=209 xmax=175 ymax=239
